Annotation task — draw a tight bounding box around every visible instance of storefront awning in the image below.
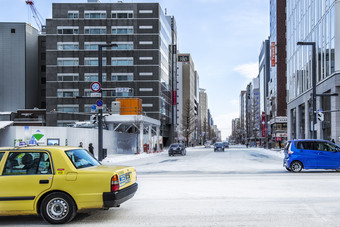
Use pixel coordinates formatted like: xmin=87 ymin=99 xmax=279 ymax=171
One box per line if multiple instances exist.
xmin=0 ymin=121 xmax=13 ymax=129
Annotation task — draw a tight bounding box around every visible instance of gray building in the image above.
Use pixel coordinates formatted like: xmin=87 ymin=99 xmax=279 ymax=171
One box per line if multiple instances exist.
xmin=0 ymin=23 xmax=40 ymax=112
xmin=240 ymin=90 xmax=246 ymax=143
xmin=198 ymin=88 xmax=208 ymax=143
xmin=45 ymin=2 xmax=177 ymax=145
xmin=268 ymin=0 xmax=287 ymax=148
xmin=177 ymin=53 xmax=198 ymax=145
xmin=286 ymin=0 xmax=340 ymax=143
xmin=258 ymin=39 xmax=271 ymax=147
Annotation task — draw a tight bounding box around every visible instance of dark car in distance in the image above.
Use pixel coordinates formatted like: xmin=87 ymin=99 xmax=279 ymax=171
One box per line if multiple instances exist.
xmin=223 ymin=142 xmax=229 ymax=148
xmin=168 ymin=143 xmax=186 ymax=156
xmin=214 ymin=142 xmax=225 ymax=152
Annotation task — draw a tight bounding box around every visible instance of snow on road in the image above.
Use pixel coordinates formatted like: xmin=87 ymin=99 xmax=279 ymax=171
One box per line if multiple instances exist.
xmin=102 ymin=145 xmax=285 ymax=175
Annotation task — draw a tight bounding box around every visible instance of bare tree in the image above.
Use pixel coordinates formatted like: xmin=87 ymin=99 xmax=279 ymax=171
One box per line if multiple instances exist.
xmin=183 ymin=100 xmax=196 ymax=146
xmin=203 ymin=117 xmax=207 ymax=143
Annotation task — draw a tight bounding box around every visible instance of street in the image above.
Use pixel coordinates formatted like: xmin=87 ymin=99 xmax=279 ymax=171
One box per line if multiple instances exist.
xmin=2 ymin=145 xmax=340 ymax=226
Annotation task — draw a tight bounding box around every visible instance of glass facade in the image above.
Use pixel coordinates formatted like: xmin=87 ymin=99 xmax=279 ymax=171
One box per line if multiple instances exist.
xmin=286 ymin=0 xmax=336 ymax=102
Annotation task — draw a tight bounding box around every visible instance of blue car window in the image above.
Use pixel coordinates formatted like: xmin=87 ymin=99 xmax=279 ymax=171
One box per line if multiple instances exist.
xmin=298 ymin=142 xmax=315 ymax=150
xmin=316 ymin=142 xmax=337 ymax=152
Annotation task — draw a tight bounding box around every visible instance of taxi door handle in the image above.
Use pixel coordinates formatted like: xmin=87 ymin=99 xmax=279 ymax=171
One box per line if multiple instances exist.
xmin=39 ymin=180 xmax=49 ymax=184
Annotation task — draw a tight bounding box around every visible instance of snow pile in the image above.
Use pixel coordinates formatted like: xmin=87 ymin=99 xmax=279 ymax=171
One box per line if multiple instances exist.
xmin=101 ymin=150 xmax=165 ymax=164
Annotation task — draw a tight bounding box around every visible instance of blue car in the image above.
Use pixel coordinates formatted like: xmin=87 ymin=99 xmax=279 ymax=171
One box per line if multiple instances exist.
xmin=214 ymin=142 xmax=224 ymax=152
xmin=283 ymin=139 xmax=340 ymax=172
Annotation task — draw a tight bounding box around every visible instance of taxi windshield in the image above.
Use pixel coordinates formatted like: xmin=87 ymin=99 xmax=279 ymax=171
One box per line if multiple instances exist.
xmin=65 ymin=149 xmax=100 ymax=169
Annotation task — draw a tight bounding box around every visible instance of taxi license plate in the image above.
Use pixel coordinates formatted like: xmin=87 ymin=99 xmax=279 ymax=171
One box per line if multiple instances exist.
xmin=125 ymin=172 xmax=131 ymax=183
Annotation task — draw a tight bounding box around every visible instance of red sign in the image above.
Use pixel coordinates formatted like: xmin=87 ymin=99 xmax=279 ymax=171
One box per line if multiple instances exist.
xmin=271 ymin=42 xmax=276 ymax=67
xmin=90 ymin=82 xmax=101 ymax=92
xmin=172 ymin=91 xmax=177 ymax=105
xmin=262 ymin=112 xmax=266 ymax=137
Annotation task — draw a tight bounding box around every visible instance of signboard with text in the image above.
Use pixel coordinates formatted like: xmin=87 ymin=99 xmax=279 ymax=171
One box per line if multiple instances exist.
xmin=178 ymin=55 xmax=190 ymax=62
xmin=271 ymin=42 xmax=276 ymax=67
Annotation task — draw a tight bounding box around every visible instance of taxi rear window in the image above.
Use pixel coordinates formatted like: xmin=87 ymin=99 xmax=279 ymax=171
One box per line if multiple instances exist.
xmin=0 ymin=152 xmax=4 ymax=162
xmin=66 ymin=149 xmax=100 ymax=169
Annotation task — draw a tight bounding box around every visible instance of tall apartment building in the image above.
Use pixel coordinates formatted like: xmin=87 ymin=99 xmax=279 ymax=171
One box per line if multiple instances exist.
xmin=177 ymin=53 xmax=198 ymax=144
xmin=251 ymin=77 xmax=260 ymax=141
xmin=268 ymin=0 xmax=287 ymax=148
xmin=240 ymin=90 xmax=246 ymax=142
xmin=0 ymin=23 xmax=40 ymax=112
xmin=45 ymin=2 xmax=177 ymax=145
xmin=258 ymin=40 xmax=271 ymax=147
xmin=198 ymin=88 xmax=208 ymax=143
xmin=286 ymin=0 xmax=340 ymax=142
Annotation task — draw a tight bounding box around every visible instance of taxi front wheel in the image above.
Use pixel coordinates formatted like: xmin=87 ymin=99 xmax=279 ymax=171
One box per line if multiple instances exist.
xmin=40 ymin=192 xmax=77 ymax=224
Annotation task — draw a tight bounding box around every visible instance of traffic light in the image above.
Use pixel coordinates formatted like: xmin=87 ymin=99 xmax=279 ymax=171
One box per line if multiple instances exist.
xmin=317 ymin=111 xmax=324 ymax=122
xmin=90 ymin=115 xmax=97 ymax=124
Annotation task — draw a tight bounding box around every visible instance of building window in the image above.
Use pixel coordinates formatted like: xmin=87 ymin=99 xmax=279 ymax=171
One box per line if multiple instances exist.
xmin=112 ymin=42 xmax=134 ymax=50
xmin=11 ymin=28 xmax=15 ymax=33
xmin=84 ymin=42 xmax=107 ymax=50
xmin=57 ymin=42 xmax=79 ymax=50
xmin=139 ymin=41 xmax=153 ymax=45
xmin=139 ymin=10 xmax=153 ymax=14
xmin=41 ymin=65 xmax=46 ymax=72
xmin=139 ymin=26 xmax=153 ymax=29
xmin=139 ymin=57 xmax=153 ymax=60
xmin=57 ymin=73 xmax=79 ymax=82
xmin=111 ymin=26 xmax=134 ymax=34
xmin=57 ymin=89 xmax=79 ymax=98
xmin=139 ymin=72 xmax=153 ymax=76
xmin=57 ymin=27 xmax=79 ymax=35
xmin=57 ymin=105 xmax=79 ymax=113
xmin=84 ymin=73 xmax=107 ymax=82
xmin=84 ymin=58 xmax=106 ymax=66
xmin=85 ymin=11 xmax=106 ymax=19
xmin=67 ymin=11 xmax=79 ymax=18
xmin=111 ymin=73 xmax=133 ymax=81
xmin=112 ymin=88 xmax=133 ymax=97
xmin=142 ymin=104 xmax=153 ymax=107
xmin=84 ymin=27 xmax=106 ymax=34
xmin=57 ymin=58 xmax=79 ymax=66
xmin=111 ymin=11 xmax=133 ymax=18
xmin=111 ymin=57 xmax=133 ymax=66
xmin=139 ymin=88 xmax=153 ymax=92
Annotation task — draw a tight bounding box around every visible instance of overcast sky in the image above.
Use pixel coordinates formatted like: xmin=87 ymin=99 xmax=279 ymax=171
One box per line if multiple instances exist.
xmin=0 ymin=0 xmax=270 ymax=139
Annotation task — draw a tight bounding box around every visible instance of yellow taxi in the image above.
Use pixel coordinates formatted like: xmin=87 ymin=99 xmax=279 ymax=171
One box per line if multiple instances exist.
xmin=0 ymin=146 xmax=138 ymax=224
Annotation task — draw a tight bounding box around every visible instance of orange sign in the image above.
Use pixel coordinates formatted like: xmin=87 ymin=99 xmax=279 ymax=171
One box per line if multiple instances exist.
xmin=271 ymin=42 xmax=276 ymax=67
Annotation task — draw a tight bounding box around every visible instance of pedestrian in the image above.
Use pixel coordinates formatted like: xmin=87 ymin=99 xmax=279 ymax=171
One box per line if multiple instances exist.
xmin=88 ymin=143 xmax=94 ymax=156
xmin=79 ymin=142 xmax=83 ymax=147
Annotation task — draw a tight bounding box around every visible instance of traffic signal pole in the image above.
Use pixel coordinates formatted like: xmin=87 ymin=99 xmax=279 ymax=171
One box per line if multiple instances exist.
xmin=98 ymin=43 xmax=117 ymax=161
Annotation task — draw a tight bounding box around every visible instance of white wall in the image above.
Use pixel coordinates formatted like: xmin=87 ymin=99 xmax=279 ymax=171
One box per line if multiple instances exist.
xmin=0 ymin=126 xmax=138 ymax=157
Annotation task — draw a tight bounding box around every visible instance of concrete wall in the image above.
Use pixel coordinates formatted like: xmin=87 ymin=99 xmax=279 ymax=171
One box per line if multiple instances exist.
xmin=0 ymin=23 xmax=26 ymax=111
xmin=0 ymin=126 xmax=138 ymax=157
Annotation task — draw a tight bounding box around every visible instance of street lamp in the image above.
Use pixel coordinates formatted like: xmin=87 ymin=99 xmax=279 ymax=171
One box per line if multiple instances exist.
xmin=98 ymin=43 xmax=117 ymax=161
xmin=297 ymin=41 xmax=316 ymax=139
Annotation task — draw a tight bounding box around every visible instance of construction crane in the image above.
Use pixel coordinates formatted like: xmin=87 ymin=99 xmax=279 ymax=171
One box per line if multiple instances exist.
xmin=25 ymin=0 xmax=45 ymax=31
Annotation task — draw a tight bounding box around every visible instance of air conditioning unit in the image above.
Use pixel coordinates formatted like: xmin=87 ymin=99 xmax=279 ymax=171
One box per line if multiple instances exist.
xmin=111 ymin=101 xmax=121 ymax=114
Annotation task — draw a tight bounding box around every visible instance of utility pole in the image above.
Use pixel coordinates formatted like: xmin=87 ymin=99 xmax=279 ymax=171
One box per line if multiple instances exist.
xmin=98 ymin=43 xmax=117 ymax=161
